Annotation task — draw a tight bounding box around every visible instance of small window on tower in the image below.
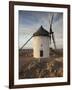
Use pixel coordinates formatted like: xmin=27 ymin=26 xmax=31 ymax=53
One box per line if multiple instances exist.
xmin=40 ymin=50 xmax=43 ymax=57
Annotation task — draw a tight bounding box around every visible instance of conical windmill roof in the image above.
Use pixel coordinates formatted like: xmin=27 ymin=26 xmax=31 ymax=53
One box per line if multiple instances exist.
xmin=33 ymin=25 xmax=50 ymax=37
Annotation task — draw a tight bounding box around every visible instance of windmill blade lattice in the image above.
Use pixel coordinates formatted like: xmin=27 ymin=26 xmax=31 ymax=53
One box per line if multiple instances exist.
xmin=52 ymin=33 xmax=56 ymax=49
xmin=20 ymin=35 xmax=33 ymax=50
xmin=49 ymin=14 xmax=57 ymax=49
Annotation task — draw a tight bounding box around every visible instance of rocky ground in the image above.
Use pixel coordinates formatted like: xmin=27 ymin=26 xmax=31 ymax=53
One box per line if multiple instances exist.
xmin=19 ymin=55 xmax=63 ymax=79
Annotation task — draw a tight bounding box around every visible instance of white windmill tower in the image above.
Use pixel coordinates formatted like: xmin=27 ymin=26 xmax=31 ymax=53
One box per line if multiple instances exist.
xmin=32 ymin=25 xmax=50 ymax=58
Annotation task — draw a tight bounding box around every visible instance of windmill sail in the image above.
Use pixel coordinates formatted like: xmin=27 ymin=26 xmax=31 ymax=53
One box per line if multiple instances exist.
xmin=52 ymin=33 xmax=56 ymax=49
xmin=49 ymin=14 xmax=56 ymax=49
xmin=49 ymin=15 xmax=54 ymax=44
xmin=20 ymin=35 xmax=33 ymax=50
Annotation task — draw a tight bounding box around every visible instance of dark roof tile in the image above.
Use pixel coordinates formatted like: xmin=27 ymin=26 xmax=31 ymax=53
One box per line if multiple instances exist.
xmin=33 ymin=26 xmax=50 ymax=37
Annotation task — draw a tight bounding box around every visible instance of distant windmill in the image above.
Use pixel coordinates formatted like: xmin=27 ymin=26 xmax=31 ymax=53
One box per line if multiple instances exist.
xmin=49 ymin=14 xmax=56 ymax=50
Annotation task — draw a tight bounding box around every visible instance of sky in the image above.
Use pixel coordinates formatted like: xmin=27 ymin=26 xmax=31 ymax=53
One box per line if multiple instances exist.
xmin=18 ymin=10 xmax=63 ymax=49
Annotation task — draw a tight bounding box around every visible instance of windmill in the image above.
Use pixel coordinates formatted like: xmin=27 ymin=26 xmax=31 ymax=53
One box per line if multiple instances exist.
xmin=19 ymin=14 xmax=56 ymax=58
xmin=49 ymin=14 xmax=56 ymax=50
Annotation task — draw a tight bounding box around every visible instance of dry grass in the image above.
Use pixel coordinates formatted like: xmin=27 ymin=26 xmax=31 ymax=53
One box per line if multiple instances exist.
xmin=19 ymin=50 xmax=63 ymax=79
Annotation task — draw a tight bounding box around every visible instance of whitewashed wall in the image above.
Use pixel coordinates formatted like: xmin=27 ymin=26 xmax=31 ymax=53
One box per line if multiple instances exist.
xmin=32 ymin=36 xmax=50 ymax=58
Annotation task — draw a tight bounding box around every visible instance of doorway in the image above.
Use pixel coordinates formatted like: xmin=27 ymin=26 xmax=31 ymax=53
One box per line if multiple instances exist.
xmin=40 ymin=50 xmax=43 ymax=57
